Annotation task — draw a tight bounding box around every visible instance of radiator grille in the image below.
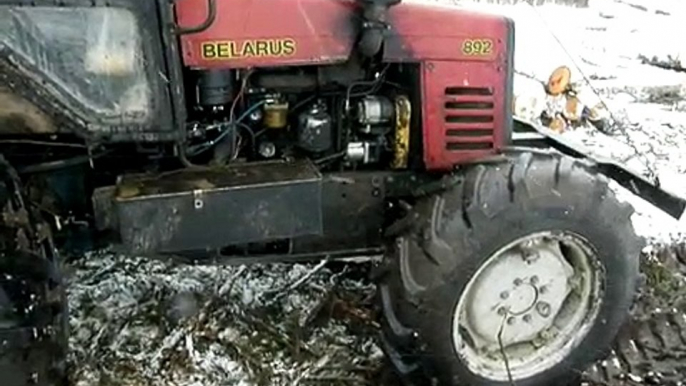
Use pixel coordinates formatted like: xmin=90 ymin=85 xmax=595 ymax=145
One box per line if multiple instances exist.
xmin=444 ymin=87 xmax=495 ymax=151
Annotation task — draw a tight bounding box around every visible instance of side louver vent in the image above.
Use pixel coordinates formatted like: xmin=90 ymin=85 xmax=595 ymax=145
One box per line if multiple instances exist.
xmin=444 ymin=87 xmax=495 ymax=151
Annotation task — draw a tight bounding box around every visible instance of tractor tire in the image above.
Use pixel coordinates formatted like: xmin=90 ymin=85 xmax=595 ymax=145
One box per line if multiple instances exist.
xmin=0 ymin=156 xmax=68 ymax=386
xmin=377 ymin=151 xmax=643 ymax=386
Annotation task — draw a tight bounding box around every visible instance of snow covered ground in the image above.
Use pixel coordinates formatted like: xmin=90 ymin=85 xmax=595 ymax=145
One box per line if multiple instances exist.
xmin=66 ymin=1 xmax=686 ymax=385
xmin=67 ymin=253 xmax=384 ymax=386
xmin=454 ymin=0 xmax=686 ymax=243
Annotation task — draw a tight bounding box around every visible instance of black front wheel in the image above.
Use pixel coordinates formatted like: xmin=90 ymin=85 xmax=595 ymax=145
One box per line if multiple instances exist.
xmin=378 ymin=151 xmax=643 ymax=386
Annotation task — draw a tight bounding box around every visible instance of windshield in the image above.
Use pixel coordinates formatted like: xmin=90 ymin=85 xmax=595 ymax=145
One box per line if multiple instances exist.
xmin=0 ymin=7 xmax=152 ymax=127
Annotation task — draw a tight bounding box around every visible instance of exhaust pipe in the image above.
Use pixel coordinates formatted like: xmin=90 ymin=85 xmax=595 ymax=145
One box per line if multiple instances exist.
xmin=356 ymin=0 xmax=401 ymax=58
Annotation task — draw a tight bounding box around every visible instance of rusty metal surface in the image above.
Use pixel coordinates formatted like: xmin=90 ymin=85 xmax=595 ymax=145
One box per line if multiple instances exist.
xmin=115 ymin=160 xmax=323 ymax=254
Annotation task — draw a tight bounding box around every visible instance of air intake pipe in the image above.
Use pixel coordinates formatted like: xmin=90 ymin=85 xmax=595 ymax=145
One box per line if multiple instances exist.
xmin=356 ymin=0 xmax=401 ymax=58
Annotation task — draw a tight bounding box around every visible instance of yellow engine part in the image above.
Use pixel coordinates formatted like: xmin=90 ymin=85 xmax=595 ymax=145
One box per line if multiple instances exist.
xmin=263 ymin=101 xmax=289 ymax=129
xmin=392 ymin=95 xmax=411 ymax=169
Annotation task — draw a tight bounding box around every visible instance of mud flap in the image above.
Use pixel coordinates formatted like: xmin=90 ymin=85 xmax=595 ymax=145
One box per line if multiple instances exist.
xmin=509 ymin=117 xmax=686 ymax=220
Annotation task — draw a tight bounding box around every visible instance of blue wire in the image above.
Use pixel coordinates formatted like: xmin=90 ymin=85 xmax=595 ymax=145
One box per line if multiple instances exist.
xmin=213 ymin=100 xmax=267 ymax=144
xmin=190 ymin=100 xmax=267 ymax=155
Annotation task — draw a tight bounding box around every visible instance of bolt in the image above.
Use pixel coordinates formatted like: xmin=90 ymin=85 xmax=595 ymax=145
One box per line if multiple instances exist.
xmin=523 ymin=314 xmax=532 ymax=323
xmin=533 ymin=336 xmax=546 ymax=347
xmin=514 ymin=278 xmax=523 ymax=286
xmin=536 ymin=302 xmax=551 ymax=318
xmin=497 ymin=307 xmax=507 ymax=316
xmin=539 ymin=328 xmax=555 ymax=341
xmin=507 ymin=317 xmax=516 ymax=325
xmin=539 ymin=285 xmax=548 ymax=294
xmin=522 ymin=249 xmax=540 ymax=263
xmin=249 ymin=109 xmax=263 ymax=122
xmin=500 ymin=291 xmax=509 ymax=300
xmin=530 ymin=275 xmax=539 ymax=285
xmin=258 ymin=141 xmax=276 ymax=158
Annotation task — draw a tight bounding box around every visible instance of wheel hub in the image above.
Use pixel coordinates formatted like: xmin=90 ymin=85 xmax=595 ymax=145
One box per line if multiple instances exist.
xmin=453 ymin=231 xmax=602 ymax=382
xmin=501 ymin=281 xmax=537 ymax=315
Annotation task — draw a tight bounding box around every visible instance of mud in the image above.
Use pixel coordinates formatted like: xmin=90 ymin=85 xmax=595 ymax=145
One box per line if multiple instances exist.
xmin=582 ymin=243 xmax=686 ymax=386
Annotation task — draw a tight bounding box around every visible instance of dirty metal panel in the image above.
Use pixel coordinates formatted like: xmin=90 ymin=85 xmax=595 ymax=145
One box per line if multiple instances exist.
xmin=115 ymin=160 xmax=323 ymax=254
xmin=291 ymin=172 xmax=387 ymax=253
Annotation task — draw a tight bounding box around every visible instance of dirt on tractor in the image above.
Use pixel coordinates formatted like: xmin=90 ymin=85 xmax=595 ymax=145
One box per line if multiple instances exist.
xmin=0 ymin=0 xmax=683 ymax=385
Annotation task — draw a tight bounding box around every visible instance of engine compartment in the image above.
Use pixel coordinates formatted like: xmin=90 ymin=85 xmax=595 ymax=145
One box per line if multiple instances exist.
xmin=0 ymin=0 xmax=514 ymax=256
xmin=181 ymin=61 xmax=419 ymax=173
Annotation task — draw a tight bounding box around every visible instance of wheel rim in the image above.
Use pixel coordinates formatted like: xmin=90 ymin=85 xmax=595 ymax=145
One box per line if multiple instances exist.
xmin=452 ymin=231 xmax=604 ymax=382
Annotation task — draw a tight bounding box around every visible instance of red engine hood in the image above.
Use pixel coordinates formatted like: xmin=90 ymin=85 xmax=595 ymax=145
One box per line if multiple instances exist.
xmin=175 ymin=0 xmax=511 ymax=69
xmin=175 ymin=0 xmax=357 ymax=69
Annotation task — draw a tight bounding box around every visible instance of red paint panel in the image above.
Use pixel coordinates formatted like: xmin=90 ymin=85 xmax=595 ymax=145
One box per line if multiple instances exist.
xmin=383 ymin=3 xmax=513 ymax=170
xmin=175 ymin=0 xmax=357 ymax=69
xmin=385 ymin=3 xmax=509 ymax=62
xmin=421 ymin=60 xmax=510 ymax=171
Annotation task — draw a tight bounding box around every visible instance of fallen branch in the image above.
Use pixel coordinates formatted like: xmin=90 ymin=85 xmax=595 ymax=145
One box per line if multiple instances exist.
xmin=639 ymin=55 xmax=686 ymax=73
xmin=262 ymin=256 xmax=331 ymax=302
xmin=613 ymin=0 xmax=671 ymax=16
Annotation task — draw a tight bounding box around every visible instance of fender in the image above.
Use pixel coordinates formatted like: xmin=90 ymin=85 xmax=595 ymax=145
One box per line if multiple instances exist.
xmin=509 ymin=117 xmax=686 ymax=220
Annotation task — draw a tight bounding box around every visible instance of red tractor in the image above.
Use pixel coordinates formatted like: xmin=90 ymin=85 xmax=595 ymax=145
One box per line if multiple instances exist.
xmin=0 ymin=0 xmax=683 ymax=385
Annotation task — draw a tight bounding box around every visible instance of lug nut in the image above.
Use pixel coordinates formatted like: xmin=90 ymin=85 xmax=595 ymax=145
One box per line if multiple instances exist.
xmin=497 ymin=307 xmax=507 ymax=316
xmin=500 ymin=291 xmax=509 ymax=300
xmin=514 ymin=278 xmax=523 ymax=286
xmin=530 ymin=275 xmax=539 ymax=285
xmin=507 ymin=317 xmax=516 ymax=325
xmin=522 ymin=249 xmax=536 ymax=261
xmin=523 ymin=314 xmax=532 ymax=323
xmin=536 ymin=302 xmax=551 ymax=318
xmin=539 ymin=285 xmax=548 ymax=294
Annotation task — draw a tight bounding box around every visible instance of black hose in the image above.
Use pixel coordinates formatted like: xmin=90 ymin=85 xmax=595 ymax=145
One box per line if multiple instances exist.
xmin=16 ymin=150 xmax=111 ymax=174
xmin=175 ymin=0 xmax=217 ymax=35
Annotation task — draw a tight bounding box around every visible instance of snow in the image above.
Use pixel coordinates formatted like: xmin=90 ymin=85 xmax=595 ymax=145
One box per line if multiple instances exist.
xmin=455 ymin=0 xmax=686 ymax=243
xmin=66 ymin=1 xmax=686 ymax=385
xmin=67 ymin=252 xmax=382 ymax=386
